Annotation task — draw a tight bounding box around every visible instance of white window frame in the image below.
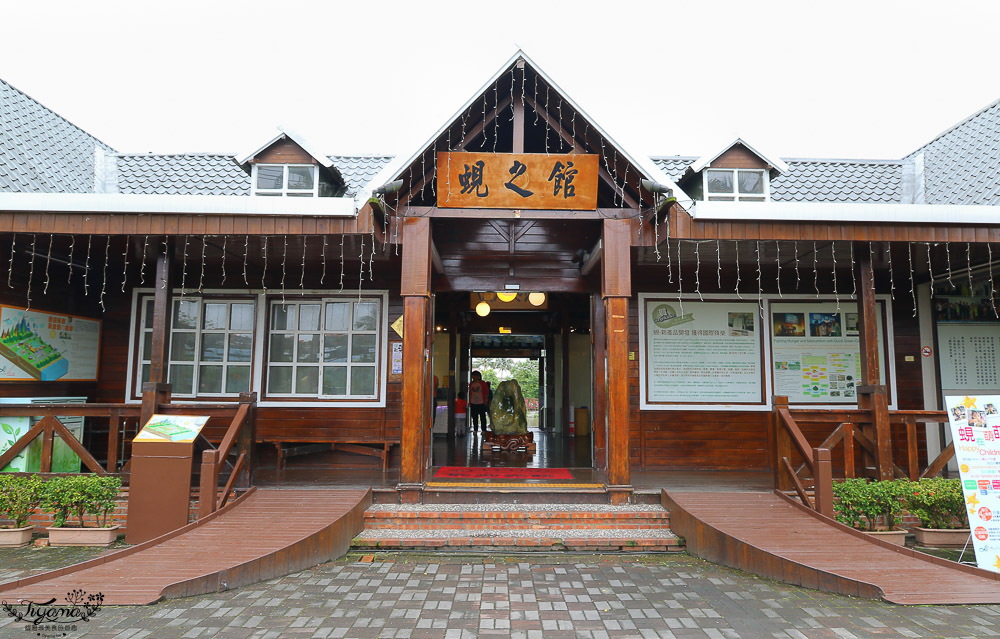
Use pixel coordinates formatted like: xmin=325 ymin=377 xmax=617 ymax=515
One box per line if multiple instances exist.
xmin=265 ymin=297 xmax=383 ymax=400
xmin=251 ymin=163 xmax=319 ymax=197
xmin=703 ymin=168 xmax=769 ymax=202
xmin=135 ymin=296 xmax=256 ymax=398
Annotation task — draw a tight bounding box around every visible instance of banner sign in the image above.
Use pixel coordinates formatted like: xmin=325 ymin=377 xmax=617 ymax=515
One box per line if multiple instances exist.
xmin=642 ymin=299 xmax=763 ymax=404
xmin=945 ymin=394 xmax=1000 ymax=573
xmin=0 ymin=305 xmax=101 ymax=382
xmin=436 ymin=152 xmax=598 ymax=210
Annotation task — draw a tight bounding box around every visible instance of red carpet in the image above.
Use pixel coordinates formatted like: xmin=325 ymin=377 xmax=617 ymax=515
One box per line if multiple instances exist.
xmin=434 ymin=467 xmax=574 ymax=480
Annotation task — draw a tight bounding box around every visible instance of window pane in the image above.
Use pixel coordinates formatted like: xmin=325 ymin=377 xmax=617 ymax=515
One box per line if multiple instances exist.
xmin=706 ymin=170 xmax=734 ymax=194
xmin=707 ymin=196 xmax=735 ymax=202
xmin=230 ymin=304 xmax=254 ymax=331
xmin=199 ymin=365 xmax=223 ymax=394
xmin=299 ymin=304 xmax=321 ymax=330
xmin=268 ymin=366 xmax=292 ymax=394
xmin=171 ymin=333 xmax=196 ymax=361
xmin=325 ymin=302 xmax=350 ymax=331
xmin=203 ymin=303 xmax=228 ymax=329
xmin=271 ymin=304 xmax=295 ymax=331
xmin=296 ymin=366 xmax=319 ymax=394
xmin=257 ymin=165 xmax=283 ymax=190
xmin=286 ymin=192 xmax=315 ymax=197
xmin=173 ymin=299 xmax=198 ymax=329
xmin=350 ymin=366 xmax=375 ymax=396
xmin=323 ymin=366 xmax=347 ymax=395
xmin=200 ymin=333 xmax=225 ymax=361
xmin=738 ymin=170 xmax=764 ymax=194
xmin=269 ymin=334 xmax=294 ymax=362
xmin=324 ymin=334 xmax=348 ymax=362
xmin=142 ymin=332 xmax=152 ymax=360
xmin=228 ymin=333 xmax=252 ymax=362
xmin=297 ymin=334 xmax=320 ymax=362
xmin=353 ymin=301 xmax=378 ymax=330
xmin=351 ymin=334 xmax=376 ymax=363
xmin=740 ymin=196 xmax=766 ymax=202
xmin=143 ymin=298 xmax=155 ymax=329
xmin=226 ymin=366 xmax=251 ymax=393
xmin=141 ymin=364 xmax=150 ymax=384
xmin=169 ymin=365 xmax=193 ymax=395
xmin=287 ymin=166 xmax=315 ymax=191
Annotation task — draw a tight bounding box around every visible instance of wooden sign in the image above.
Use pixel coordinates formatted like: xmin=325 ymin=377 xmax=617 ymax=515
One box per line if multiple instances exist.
xmin=437 ymin=152 xmax=598 ymax=210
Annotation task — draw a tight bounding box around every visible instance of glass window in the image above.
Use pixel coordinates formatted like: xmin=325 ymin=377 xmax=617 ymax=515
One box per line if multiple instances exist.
xmin=703 ymin=169 xmax=769 ymax=202
xmin=256 ymin=165 xmax=284 ymax=190
xmin=267 ymin=298 xmax=381 ymax=398
xmin=706 ymin=170 xmax=734 ymax=194
xmin=253 ymin=164 xmax=318 ymax=197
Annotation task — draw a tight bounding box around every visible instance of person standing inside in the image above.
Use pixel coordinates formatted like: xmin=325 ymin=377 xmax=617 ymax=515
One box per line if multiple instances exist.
xmin=468 ymin=370 xmax=489 ymax=434
xmin=455 ymin=391 xmax=468 ymax=437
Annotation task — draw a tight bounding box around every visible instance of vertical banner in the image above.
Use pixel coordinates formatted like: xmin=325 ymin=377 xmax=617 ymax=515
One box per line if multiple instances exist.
xmin=945 ymin=394 xmax=1000 ymax=573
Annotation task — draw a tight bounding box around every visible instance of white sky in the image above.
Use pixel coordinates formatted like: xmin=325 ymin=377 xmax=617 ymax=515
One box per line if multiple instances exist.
xmin=2 ymin=1 xmax=997 ymax=161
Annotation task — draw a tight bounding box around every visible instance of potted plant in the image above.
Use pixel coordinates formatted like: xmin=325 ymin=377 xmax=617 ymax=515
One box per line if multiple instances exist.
xmin=0 ymin=474 xmax=43 ymax=546
xmin=43 ymin=475 xmax=121 ymax=547
xmin=904 ymin=478 xmax=970 ymax=547
xmin=831 ymin=478 xmax=908 ymax=545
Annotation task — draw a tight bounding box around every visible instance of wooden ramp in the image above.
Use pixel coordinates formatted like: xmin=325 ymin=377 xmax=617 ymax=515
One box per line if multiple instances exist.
xmin=0 ymin=488 xmax=370 ymax=606
xmin=663 ymin=490 xmax=1000 ymax=605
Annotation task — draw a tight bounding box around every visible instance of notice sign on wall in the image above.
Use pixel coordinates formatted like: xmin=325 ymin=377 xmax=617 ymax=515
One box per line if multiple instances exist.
xmin=770 ymin=302 xmax=885 ymax=404
xmin=642 ymin=299 xmax=763 ymax=404
xmin=937 ymin=324 xmax=1000 ymax=390
xmin=945 ymin=395 xmax=1000 ymax=573
xmin=0 ymin=305 xmax=100 ymax=382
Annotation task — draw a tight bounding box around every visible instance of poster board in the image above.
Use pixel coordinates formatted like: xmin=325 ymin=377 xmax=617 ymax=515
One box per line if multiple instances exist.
xmin=770 ymin=302 xmax=886 ymax=404
xmin=0 ymin=305 xmax=101 ymax=381
xmin=641 ymin=299 xmax=764 ymax=404
xmin=134 ymin=414 xmax=209 ymax=443
xmin=937 ymin=323 xmax=1000 ymax=391
xmin=944 ymin=395 xmax=1000 ymax=573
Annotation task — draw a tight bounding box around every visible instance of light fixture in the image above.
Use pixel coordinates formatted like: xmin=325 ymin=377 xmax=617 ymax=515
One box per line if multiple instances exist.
xmin=476 ymin=301 xmax=491 ymax=317
xmin=528 ymin=292 xmax=545 ymax=306
xmin=499 ymin=327 xmax=511 ymax=334
xmin=496 ymin=291 xmax=517 ymax=302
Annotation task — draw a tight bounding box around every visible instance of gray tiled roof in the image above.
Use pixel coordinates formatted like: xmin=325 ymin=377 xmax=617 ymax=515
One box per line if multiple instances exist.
xmin=328 ymin=155 xmax=394 ymax=196
xmin=116 ymin=154 xmax=249 ymax=195
xmin=0 ymin=78 xmax=114 ymax=193
xmin=908 ymin=99 xmax=1000 ymax=205
xmin=652 ymin=156 xmax=903 ymax=203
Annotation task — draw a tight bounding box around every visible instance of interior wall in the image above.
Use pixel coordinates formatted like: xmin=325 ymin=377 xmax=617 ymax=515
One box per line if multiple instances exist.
xmin=568 ymin=333 xmax=592 ymax=422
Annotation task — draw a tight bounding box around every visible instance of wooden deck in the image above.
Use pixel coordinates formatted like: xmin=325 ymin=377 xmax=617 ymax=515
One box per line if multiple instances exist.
xmin=663 ymin=490 xmax=1000 ymax=605
xmin=0 ymin=488 xmax=371 ymax=606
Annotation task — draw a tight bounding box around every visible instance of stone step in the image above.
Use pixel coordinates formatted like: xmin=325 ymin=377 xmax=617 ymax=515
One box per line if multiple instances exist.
xmin=352 ymin=528 xmax=684 ymax=553
xmin=364 ymin=510 xmax=671 ymax=530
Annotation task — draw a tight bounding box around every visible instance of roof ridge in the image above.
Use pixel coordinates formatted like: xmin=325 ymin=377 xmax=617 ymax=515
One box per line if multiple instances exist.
xmin=1 ymin=78 xmax=116 ymax=153
xmin=905 ymin=97 xmax=1000 ymax=158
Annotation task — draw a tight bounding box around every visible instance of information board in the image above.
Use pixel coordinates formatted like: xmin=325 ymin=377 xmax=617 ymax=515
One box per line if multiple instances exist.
xmin=642 ymin=299 xmax=763 ymax=404
xmin=938 ymin=324 xmax=1000 ymax=390
xmin=770 ymin=302 xmax=885 ymax=404
xmin=944 ymin=394 xmax=1000 ymax=573
xmin=0 ymin=305 xmax=101 ymax=382
xmin=134 ymin=414 xmax=209 ymax=443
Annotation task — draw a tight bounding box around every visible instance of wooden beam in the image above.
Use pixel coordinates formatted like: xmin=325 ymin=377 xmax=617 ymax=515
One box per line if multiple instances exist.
xmin=402 ymin=206 xmax=637 ymax=220
xmin=512 ymin=90 xmax=525 ymax=154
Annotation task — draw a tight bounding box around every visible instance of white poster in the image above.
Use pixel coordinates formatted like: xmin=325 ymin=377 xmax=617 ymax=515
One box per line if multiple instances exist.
xmin=938 ymin=324 xmax=1000 ymax=391
xmin=390 ymin=342 xmax=403 ymax=375
xmin=771 ymin=302 xmax=885 ymax=404
xmin=643 ymin=300 xmax=762 ymax=404
xmin=945 ymin=394 xmax=1000 ymax=573
xmin=0 ymin=305 xmax=101 ymax=382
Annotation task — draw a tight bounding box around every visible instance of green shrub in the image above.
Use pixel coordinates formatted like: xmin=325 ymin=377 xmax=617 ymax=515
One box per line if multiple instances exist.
xmin=831 ymin=478 xmax=907 ymax=531
xmin=0 ymin=474 xmax=44 ymax=528
xmin=42 ymin=475 xmax=121 ymax=528
xmin=903 ymin=478 xmax=968 ymax=530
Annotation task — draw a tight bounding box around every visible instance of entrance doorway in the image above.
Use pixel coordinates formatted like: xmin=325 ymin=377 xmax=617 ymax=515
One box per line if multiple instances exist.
xmin=430 ymin=293 xmax=594 ymax=469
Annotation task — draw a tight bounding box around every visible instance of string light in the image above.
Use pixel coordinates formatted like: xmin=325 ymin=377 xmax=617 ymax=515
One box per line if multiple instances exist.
xmin=849 ymin=242 xmax=856 ymax=300
xmin=694 ymin=241 xmax=703 ymax=301
xmin=776 ymin=241 xmax=782 ymax=298
xmin=419 ymin=149 xmax=427 ymax=202
xmin=926 ymin=243 xmax=935 ymax=291
xmin=321 ymin=236 xmax=328 ymax=285
xmin=300 ymin=236 xmax=307 ymax=295
xmin=280 ymin=235 xmax=287 ymax=304
xmin=886 ymin=242 xmax=895 ymax=300
xmin=120 ymin=234 xmax=129 ymax=293
xmin=676 ymin=239 xmax=683 ymax=317
xmin=261 ymin=235 xmax=268 ymax=292
xmin=198 ymin=236 xmax=206 ymax=294
xmin=157 ymin=237 xmax=164 ymax=291
xmin=989 ymin=243 xmax=998 ymax=317
xmin=813 ymin=241 xmax=819 ymax=297
xmin=180 ymin=235 xmax=189 ymax=297
xmin=716 ymin=240 xmax=722 ymax=289
xmin=138 ymin=235 xmax=147 ymax=285
xmin=242 ymin=235 xmax=249 ymax=287
xmin=68 ymin=235 xmax=77 ymax=285
xmin=339 ymin=235 xmax=345 ymax=292
xmin=221 ymin=235 xmax=227 ymax=286
xmin=968 ymin=242 xmax=974 ymax=292
xmin=369 ymin=226 xmax=376 ymax=282
xmin=793 ymin=241 xmax=800 ymax=290
xmin=868 ymin=241 xmax=875 ymax=295
xmin=734 ymin=241 xmax=742 ymax=299
xmin=43 ymin=234 xmax=52 ymax=295
xmin=666 ymin=219 xmax=673 ymax=283
xmin=85 ymin=236 xmax=93 ymax=295
xmin=533 ymin=75 xmax=539 ymax=126
xmin=831 ymin=241 xmax=840 ymax=312
xmin=945 ymin=242 xmax=954 ymax=288
xmin=493 ymin=81 xmax=500 ymax=153
xmin=25 ymin=234 xmax=35 ymax=309
xmin=6 ymin=233 xmax=15 ymax=289
xmin=908 ymin=242 xmax=917 ymax=317
xmin=358 ymin=234 xmax=365 ymax=301
xmin=756 ymin=240 xmax=763 ymax=318
xmin=543 ymin=84 xmax=550 ymax=154
xmin=652 ymin=193 xmax=661 ymax=261
xmin=99 ymin=235 xmax=109 ymax=312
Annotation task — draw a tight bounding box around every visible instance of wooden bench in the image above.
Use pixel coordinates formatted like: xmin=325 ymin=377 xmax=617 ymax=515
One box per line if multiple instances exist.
xmin=271 ymin=440 xmax=397 ymax=471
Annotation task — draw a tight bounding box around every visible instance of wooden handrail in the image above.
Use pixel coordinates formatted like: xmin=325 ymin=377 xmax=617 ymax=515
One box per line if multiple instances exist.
xmin=196 ymin=392 xmax=256 ymax=519
xmin=776 ymin=407 xmax=815 ymax=473
xmin=781 ymin=457 xmax=813 ymax=509
xmin=216 ymin=402 xmax=250 ymax=464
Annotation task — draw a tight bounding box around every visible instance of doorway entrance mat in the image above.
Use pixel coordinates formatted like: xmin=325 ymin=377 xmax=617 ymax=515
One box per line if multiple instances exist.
xmin=434 ymin=467 xmax=574 ymax=480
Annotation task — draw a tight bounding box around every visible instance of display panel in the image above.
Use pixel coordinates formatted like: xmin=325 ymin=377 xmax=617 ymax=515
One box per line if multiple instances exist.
xmin=0 ymin=305 xmax=100 ymax=382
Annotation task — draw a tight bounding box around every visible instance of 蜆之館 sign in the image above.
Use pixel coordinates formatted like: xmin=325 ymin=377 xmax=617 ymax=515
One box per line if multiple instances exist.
xmin=436 ymin=152 xmax=598 ymax=210
xmin=945 ymin=395 xmax=1000 ymax=573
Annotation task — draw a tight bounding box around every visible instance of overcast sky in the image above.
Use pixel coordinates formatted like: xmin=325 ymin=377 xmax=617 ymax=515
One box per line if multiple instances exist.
xmin=2 ymin=1 xmax=997 ymax=161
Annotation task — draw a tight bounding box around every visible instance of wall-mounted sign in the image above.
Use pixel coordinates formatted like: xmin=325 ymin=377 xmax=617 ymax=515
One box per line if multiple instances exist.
xmin=437 ymin=152 xmax=598 ymax=210
xmin=0 ymin=305 xmax=101 ymax=382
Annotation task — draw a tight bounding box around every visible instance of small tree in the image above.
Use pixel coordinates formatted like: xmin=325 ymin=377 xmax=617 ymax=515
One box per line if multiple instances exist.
xmin=43 ymin=475 xmax=121 ymax=528
xmin=0 ymin=474 xmax=44 ymax=529
xmin=904 ymin=478 xmax=969 ymax=530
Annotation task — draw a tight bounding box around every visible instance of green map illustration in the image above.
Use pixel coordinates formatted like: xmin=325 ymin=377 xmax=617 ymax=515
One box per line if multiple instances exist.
xmin=0 ymin=317 xmax=69 ymax=381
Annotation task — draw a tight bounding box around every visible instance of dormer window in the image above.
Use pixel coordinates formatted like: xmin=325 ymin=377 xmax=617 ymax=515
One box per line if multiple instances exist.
xmin=705 ymin=169 xmax=768 ymax=202
xmin=252 ymin=164 xmax=318 ymax=197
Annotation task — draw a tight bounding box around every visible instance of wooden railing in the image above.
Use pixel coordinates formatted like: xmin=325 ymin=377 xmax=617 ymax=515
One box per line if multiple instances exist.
xmin=0 ymin=404 xmax=141 ymax=475
xmin=178 ymin=392 xmax=256 ymax=518
xmin=772 ymin=396 xmax=953 ymax=519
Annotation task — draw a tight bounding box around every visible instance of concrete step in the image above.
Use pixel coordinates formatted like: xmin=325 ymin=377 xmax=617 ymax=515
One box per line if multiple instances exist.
xmin=364 ymin=506 xmax=671 ymax=531
xmin=352 ymin=528 xmax=684 ymax=553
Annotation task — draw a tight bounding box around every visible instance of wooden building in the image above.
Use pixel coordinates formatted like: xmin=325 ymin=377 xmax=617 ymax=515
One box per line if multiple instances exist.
xmin=0 ymin=53 xmax=998 ymax=503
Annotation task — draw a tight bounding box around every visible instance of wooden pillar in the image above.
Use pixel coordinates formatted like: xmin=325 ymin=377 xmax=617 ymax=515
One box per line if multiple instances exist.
xmin=592 ymin=293 xmax=607 ymax=470
xmin=141 ymin=238 xmax=174 ymax=428
xmin=400 ymin=217 xmax=433 ymax=495
xmin=602 ymin=219 xmax=632 ymax=503
xmin=854 ymin=243 xmax=893 ymax=481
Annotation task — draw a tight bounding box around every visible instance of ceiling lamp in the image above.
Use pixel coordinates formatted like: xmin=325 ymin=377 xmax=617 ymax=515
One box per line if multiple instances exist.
xmin=528 ymin=292 xmax=546 ymax=306
xmin=476 ymin=301 xmax=491 ymax=317
xmin=496 ymin=292 xmax=517 ymax=303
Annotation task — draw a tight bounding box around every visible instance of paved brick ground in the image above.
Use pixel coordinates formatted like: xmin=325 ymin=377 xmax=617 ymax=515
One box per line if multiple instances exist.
xmin=1 ymin=552 xmax=999 ymax=638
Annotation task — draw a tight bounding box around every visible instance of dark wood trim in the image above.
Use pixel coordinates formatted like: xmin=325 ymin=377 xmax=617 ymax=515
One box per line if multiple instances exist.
xmin=0 ymin=213 xmax=374 ymax=236
xmin=404 ymin=206 xmax=639 ymax=220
